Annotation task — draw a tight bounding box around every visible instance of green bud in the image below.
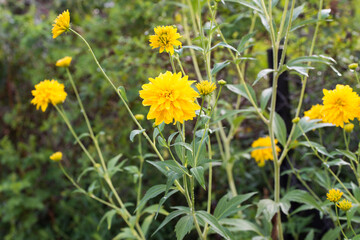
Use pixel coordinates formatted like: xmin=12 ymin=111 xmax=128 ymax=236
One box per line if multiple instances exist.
xmin=292 ymin=117 xmax=300 ymax=124
xmin=217 ymin=79 xmax=227 ymax=85
xmin=349 ymin=63 xmax=358 ymax=70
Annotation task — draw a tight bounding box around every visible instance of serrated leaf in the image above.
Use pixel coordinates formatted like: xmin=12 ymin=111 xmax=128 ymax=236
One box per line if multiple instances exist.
xmin=190 ymin=166 xmax=206 ymax=189
xmin=260 ymin=87 xmax=272 ymax=110
xmin=214 ymin=192 xmax=257 ymax=219
xmin=129 ymin=129 xmax=146 ymax=142
xmin=196 ymin=211 xmax=231 ymax=239
xmin=175 ymin=215 xmax=193 ymax=240
xmin=171 ymin=142 xmax=193 ymax=153
xmin=256 ymin=199 xmax=279 ymax=222
xmin=282 ymin=190 xmax=322 ymax=212
xmin=135 ymin=184 xmax=166 ymax=212
xmin=253 ymin=69 xmax=274 ymax=86
xmin=211 ymin=60 xmax=231 ymax=75
xmin=118 ymin=86 xmax=128 ymax=102
xmin=152 ymin=209 xmax=189 ymax=236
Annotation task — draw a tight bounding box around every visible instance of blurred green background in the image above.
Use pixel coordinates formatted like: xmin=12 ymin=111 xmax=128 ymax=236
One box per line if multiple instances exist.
xmin=1 ymin=0 xmax=359 ymax=239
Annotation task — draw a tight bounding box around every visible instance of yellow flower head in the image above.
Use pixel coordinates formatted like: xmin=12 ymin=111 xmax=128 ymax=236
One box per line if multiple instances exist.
xmin=344 ymin=123 xmax=354 ymax=133
xmin=251 ymin=136 xmax=281 ymax=167
xmin=326 ymin=188 xmax=343 ymax=203
xmin=139 ymin=71 xmax=200 ymax=125
xmin=196 ymin=80 xmax=217 ymax=96
xmin=31 ymin=80 xmax=67 ymax=112
xmin=56 ymin=56 xmax=72 ymax=67
xmin=322 ymin=85 xmax=360 ymax=127
xmin=50 ymin=152 xmax=62 ymax=162
xmin=149 ymin=26 xmax=182 ymax=55
xmin=52 ymin=10 xmax=70 ymax=39
xmin=337 ymin=199 xmax=352 ymax=211
xmin=304 ymin=104 xmax=324 ymax=121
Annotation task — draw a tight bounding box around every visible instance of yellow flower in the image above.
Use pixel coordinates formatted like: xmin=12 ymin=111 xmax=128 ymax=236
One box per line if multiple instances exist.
xmin=196 ymin=80 xmax=217 ymax=96
xmin=326 ymin=188 xmax=343 ymax=203
xmin=139 ymin=71 xmax=200 ymax=125
xmin=344 ymin=123 xmax=354 ymax=133
xmin=56 ymin=56 xmax=72 ymax=67
xmin=149 ymin=26 xmax=182 ymax=55
xmin=304 ymin=104 xmax=325 ymax=121
xmin=52 ymin=10 xmax=70 ymax=39
xmin=31 ymin=80 xmax=67 ymax=112
xmin=337 ymin=199 xmax=352 ymax=211
xmin=251 ymin=136 xmax=281 ymax=167
xmin=50 ymin=152 xmax=62 ymax=162
xmin=322 ymin=85 xmax=360 ymax=127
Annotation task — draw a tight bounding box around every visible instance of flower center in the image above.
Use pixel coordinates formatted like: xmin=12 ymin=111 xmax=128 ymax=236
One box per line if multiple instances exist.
xmin=335 ymin=98 xmax=345 ymax=107
xmin=159 ymin=33 xmax=169 ymax=46
xmin=161 ymin=90 xmax=174 ymax=100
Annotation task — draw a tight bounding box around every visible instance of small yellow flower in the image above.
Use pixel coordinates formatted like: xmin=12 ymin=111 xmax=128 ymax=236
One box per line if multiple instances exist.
xmin=344 ymin=123 xmax=354 ymax=133
xmin=326 ymin=188 xmax=343 ymax=203
xmin=304 ymin=104 xmax=324 ymax=121
xmin=139 ymin=71 xmax=200 ymax=125
xmin=322 ymin=85 xmax=360 ymax=127
xmin=196 ymin=80 xmax=217 ymax=96
xmin=56 ymin=56 xmax=72 ymax=67
xmin=52 ymin=10 xmax=70 ymax=39
xmin=251 ymin=136 xmax=281 ymax=167
xmin=135 ymin=114 xmax=145 ymax=121
xmin=31 ymin=80 xmax=67 ymax=112
xmin=149 ymin=26 xmax=182 ymax=55
xmin=50 ymin=152 xmax=62 ymax=162
xmin=337 ymin=199 xmax=352 ymax=211
xmin=349 ymin=63 xmax=358 ymax=70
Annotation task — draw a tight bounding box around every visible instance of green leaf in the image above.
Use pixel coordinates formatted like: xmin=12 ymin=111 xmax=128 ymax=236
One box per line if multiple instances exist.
xmin=287 ymin=55 xmax=335 ymax=66
xmin=256 ymin=199 xmax=279 ymax=222
xmin=196 ymin=211 xmax=231 ymax=239
xmin=214 ymin=192 xmax=257 ymax=220
xmin=211 ymin=60 xmax=231 ymax=75
xmin=153 ymin=122 xmax=165 ymax=141
xmin=152 ymin=209 xmax=189 ymax=236
xmin=117 ymin=86 xmax=128 ymax=102
xmin=156 ymin=189 xmax=178 ymax=218
xmin=77 ymin=167 xmax=96 ymax=182
xmin=304 ymin=230 xmax=315 ymax=240
xmin=334 ymin=149 xmax=358 ymax=163
xmin=157 ymin=135 xmax=168 ymax=148
xmin=279 ymin=199 xmax=291 ymax=215
xmin=190 ymin=166 xmax=206 ymax=189
xmin=171 ymin=142 xmax=193 ymax=153
xmin=182 ymin=45 xmax=204 ymax=52
xmin=141 ymin=215 xmax=154 ymax=236
xmin=260 ymin=87 xmax=272 ymax=110
xmin=129 ymin=129 xmax=145 ymax=142
xmin=175 ymin=215 xmax=193 ymax=240
xmin=237 ymin=31 xmax=256 ymax=53
xmin=220 ymin=219 xmax=264 ymax=236
xmin=292 ymin=118 xmax=333 ymax=142
xmin=168 ymin=131 xmax=179 ymax=145
xmin=225 ymin=0 xmax=262 ymax=12
xmin=226 ymin=83 xmax=257 ymax=103
xmin=282 ymin=190 xmax=322 ymax=212
xmin=113 ymin=228 xmax=137 ymax=240
xmin=97 ymin=209 xmax=117 ymax=230
xmin=323 ymin=159 xmax=350 ymax=168
xmin=321 ymin=227 xmax=340 ymax=240
xmin=135 ymin=184 xmax=166 ymax=212
xmin=210 ymin=42 xmax=239 ymax=54
xmin=253 ymin=69 xmax=274 ymax=86
xmin=286 ymin=65 xmax=314 ymax=77
xmin=273 ymin=112 xmax=287 ymax=146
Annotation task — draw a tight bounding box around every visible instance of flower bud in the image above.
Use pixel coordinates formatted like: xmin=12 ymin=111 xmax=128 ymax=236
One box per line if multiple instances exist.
xmin=217 ymin=79 xmax=226 ymax=86
xmin=50 ymin=152 xmax=62 ymax=162
xmin=56 ymin=56 xmax=72 ymax=67
xmin=344 ymin=123 xmax=354 ymax=133
xmin=292 ymin=117 xmax=300 ymax=124
xmin=135 ymin=114 xmax=145 ymax=121
xmin=348 ymin=63 xmax=358 ymax=70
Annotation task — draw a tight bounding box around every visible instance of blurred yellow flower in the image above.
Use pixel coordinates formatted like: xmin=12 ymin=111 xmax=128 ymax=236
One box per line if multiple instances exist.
xmin=149 ymin=26 xmax=182 ymax=55
xmin=50 ymin=152 xmax=62 ymax=162
xmin=251 ymin=136 xmax=281 ymax=167
xmin=139 ymin=71 xmax=200 ymax=125
xmin=326 ymin=188 xmax=343 ymax=203
xmin=31 ymin=80 xmax=67 ymax=112
xmin=304 ymin=104 xmax=324 ymax=121
xmin=52 ymin=10 xmax=70 ymax=39
xmin=322 ymin=85 xmax=360 ymax=127
xmin=196 ymin=80 xmax=217 ymax=96
xmin=56 ymin=56 xmax=72 ymax=67
xmin=135 ymin=114 xmax=145 ymax=121
xmin=337 ymin=199 xmax=352 ymax=211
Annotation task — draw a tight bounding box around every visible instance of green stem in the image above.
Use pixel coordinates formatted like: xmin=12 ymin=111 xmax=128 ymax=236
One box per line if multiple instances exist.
xmin=335 ymin=205 xmax=348 ymax=239
xmin=169 ymin=53 xmax=177 ymax=73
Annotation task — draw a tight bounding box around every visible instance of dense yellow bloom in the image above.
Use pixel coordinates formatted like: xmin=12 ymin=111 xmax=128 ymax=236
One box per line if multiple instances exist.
xmin=139 ymin=71 xmax=200 ymax=125
xmin=304 ymin=104 xmax=324 ymax=121
xmin=56 ymin=56 xmax=72 ymax=67
xmin=196 ymin=80 xmax=217 ymax=96
xmin=50 ymin=152 xmax=63 ymax=162
xmin=251 ymin=136 xmax=281 ymax=167
xmin=326 ymin=189 xmax=343 ymax=202
xmin=337 ymin=199 xmax=352 ymax=211
xmin=149 ymin=26 xmax=182 ymax=55
xmin=31 ymin=80 xmax=67 ymax=112
xmin=322 ymin=85 xmax=360 ymax=127
xmin=52 ymin=10 xmax=70 ymax=39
